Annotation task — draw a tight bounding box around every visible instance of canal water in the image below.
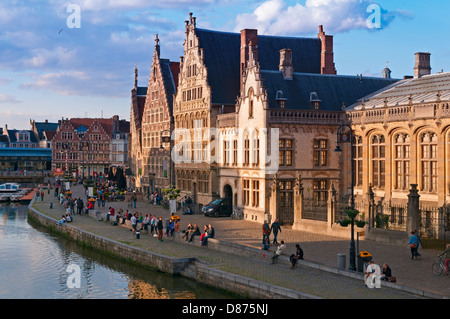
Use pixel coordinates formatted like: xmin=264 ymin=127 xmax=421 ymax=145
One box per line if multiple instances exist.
xmin=0 ymin=202 xmax=237 ymax=299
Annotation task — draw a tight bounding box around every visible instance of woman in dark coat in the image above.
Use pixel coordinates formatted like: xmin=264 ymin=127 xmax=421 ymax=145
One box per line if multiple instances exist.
xmin=289 ymin=244 xmax=304 ymax=269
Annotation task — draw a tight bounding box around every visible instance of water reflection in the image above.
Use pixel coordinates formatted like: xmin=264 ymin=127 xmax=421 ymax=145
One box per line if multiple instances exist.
xmin=0 ymin=203 xmax=237 ymax=299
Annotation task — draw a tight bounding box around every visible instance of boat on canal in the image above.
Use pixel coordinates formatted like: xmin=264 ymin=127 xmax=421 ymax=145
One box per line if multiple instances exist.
xmin=0 ymin=183 xmax=21 ymax=193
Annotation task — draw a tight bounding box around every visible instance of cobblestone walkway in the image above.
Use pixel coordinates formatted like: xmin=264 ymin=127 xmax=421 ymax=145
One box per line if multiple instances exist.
xmin=31 ymin=185 xmax=449 ymax=299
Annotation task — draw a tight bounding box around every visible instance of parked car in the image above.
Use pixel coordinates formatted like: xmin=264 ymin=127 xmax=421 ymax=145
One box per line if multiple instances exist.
xmin=202 ymin=198 xmax=232 ymax=217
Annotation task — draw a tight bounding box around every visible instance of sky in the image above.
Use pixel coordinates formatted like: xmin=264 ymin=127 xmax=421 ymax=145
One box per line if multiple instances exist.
xmin=0 ymin=0 xmax=449 ymax=130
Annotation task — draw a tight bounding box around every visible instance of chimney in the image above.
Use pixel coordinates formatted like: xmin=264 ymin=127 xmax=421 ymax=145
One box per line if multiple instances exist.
xmin=240 ymin=29 xmax=258 ymax=88
xmin=318 ymin=25 xmax=337 ymax=75
xmin=279 ymin=49 xmax=294 ymax=80
xmin=414 ymin=52 xmax=431 ymax=78
xmin=112 ymin=115 xmax=119 ymax=133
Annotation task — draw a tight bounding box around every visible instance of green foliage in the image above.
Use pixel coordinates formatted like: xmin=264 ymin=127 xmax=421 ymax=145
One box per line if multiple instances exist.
xmin=375 ymin=213 xmax=390 ymax=229
xmin=162 ymin=188 xmax=181 ymax=200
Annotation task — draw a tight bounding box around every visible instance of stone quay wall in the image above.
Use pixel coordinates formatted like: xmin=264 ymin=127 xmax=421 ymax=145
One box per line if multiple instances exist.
xmin=27 ymin=202 xmax=320 ymax=299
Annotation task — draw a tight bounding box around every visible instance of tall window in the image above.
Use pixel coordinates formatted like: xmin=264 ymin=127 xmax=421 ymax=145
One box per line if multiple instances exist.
xmin=353 ymin=136 xmax=363 ymax=187
xmin=248 ymin=89 xmax=254 ymax=118
xmin=243 ymin=179 xmax=250 ymax=206
xmin=279 ymin=180 xmax=293 ymax=210
xmin=420 ymin=132 xmax=438 ymax=192
xmin=371 ymin=134 xmax=385 ymax=188
xmin=223 ymin=139 xmax=230 ymax=166
xmin=233 ymin=139 xmax=238 ymax=166
xmin=244 ymin=134 xmax=250 ymax=166
xmin=313 ymin=180 xmax=328 ymax=202
xmin=394 ymin=134 xmax=410 ymax=190
xmin=279 ymin=139 xmax=293 ymax=167
xmin=252 ymin=180 xmax=260 ymax=208
xmin=313 ymin=139 xmax=328 ymax=167
xmin=252 ymin=133 xmax=259 ymax=167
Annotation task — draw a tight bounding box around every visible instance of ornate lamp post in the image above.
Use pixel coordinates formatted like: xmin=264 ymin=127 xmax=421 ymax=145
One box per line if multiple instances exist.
xmin=160 ymin=129 xmax=174 ymax=188
xmin=335 ymin=123 xmax=356 ymax=271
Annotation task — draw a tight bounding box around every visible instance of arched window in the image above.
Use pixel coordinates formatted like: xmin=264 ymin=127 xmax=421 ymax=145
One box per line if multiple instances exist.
xmin=371 ymin=134 xmax=385 ymax=188
xmin=420 ymin=132 xmax=438 ymax=192
xmin=248 ymin=88 xmax=254 ymax=118
xmin=394 ymin=133 xmax=410 ymax=190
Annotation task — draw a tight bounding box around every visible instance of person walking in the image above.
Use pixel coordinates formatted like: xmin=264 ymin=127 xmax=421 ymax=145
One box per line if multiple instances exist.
xmin=131 ymin=213 xmax=137 ymax=235
xmin=262 ymin=220 xmax=271 ymax=246
xmin=76 ymin=198 xmax=84 ymax=215
xmin=408 ymin=231 xmax=420 ymax=260
xmin=157 ymin=217 xmax=164 ymax=242
xmin=443 ymin=244 xmax=450 ymax=276
xmin=413 ymin=229 xmax=422 ymax=259
xmin=270 ymin=219 xmax=282 ymax=245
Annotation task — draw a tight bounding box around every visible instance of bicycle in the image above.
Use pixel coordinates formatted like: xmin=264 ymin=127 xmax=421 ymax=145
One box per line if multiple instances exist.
xmin=231 ymin=206 xmax=244 ymax=220
xmin=431 ymin=255 xmax=447 ymax=276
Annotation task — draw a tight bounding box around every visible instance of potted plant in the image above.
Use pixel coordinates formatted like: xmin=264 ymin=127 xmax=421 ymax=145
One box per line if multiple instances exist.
xmin=337 ymin=219 xmax=351 ymax=227
xmin=355 ymin=219 xmax=367 ymax=228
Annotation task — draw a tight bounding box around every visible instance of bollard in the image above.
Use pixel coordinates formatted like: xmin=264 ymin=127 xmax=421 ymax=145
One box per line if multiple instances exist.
xmin=136 ymin=231 xmax=140 ymax=239
xmin=337 ymin=254 xmax=346 ymax=270
xmin=50 ymin=203 xmax=53 ymax=209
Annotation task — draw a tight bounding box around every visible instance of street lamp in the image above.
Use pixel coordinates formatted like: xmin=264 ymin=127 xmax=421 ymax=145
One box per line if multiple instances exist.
xmin=335 ymin=123 xmax=356 ymax=271
xmin=160 ymin=129 xmax=174 ymax=188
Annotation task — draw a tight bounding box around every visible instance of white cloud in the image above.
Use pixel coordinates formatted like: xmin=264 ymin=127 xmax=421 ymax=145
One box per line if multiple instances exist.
xmin=72 ymin=0 xmax=214 ymax=11
xmin=234 ymin=0 xmax=399 ymax=35
xmin=0 ymin=94 xmax=22 ymax=104
xmin=23 ymin=47 xmax=78 ymax=69
xmin=0 ymin=78 xmax=13 ymax=85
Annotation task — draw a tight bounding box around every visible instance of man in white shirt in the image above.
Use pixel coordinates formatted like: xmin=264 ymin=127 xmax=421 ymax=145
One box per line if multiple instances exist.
xmin=131 ymin=213 xmax=137 ymax=234
xmin=271 ymin=240 xmax=286 ymax=264
xmin=364 ymin=260 xmax=381 ymax=288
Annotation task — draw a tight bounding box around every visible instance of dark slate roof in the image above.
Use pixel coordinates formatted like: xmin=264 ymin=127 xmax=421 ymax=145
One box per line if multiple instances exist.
xmin=35 ymin=122 xmax=59 ymax=136
xmin=195 ymin=29 xmax=322 ymax=106
xmin=160 ymin=58 xmax=179 ymax=115
xmin=6 ymin=130 xmax=38 ymax=143
xmin=195 ymin=29 xmax=241 ymax=106
xmin=260 ymin=71 xmax=400 ymax=111
xmin=136 ymin=87 xmax=148 ymax=96
xmin=258 ymin=35 xmax=321 ymax=74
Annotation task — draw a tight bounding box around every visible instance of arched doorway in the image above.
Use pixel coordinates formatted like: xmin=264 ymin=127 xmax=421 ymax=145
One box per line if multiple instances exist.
xmin=223 ymin=184 xmax=233 ymax=208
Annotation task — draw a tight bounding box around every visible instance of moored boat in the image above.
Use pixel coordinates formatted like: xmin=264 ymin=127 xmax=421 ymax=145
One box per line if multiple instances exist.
xmin=0 ymin=183 xmax=21 ymax=192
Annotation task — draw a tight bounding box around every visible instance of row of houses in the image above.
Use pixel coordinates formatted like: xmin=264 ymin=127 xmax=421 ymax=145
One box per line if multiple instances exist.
xmin=128 ymin=13 xmax=449 ymax=237
xmin=1 ymin=116 xmax=130 ymax=177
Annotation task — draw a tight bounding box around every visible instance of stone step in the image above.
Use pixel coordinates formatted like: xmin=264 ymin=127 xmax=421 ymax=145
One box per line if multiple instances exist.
xmin=365 ymin=228 xmax=408 ymax=246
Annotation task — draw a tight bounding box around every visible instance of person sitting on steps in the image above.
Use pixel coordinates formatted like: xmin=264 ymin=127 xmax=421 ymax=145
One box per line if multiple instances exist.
xmin=270 ymin=240 xmax=286 ymax=264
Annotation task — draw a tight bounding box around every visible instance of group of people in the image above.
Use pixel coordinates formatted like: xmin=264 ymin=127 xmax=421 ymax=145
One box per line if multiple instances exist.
xmin=261 ymin=219 xmax=304 ymax=269
xmin=182 ymin=223 xmax=215 ymax=246
xmin=363 ymin=260 xmax=395 ymax=287
xmin=57 ymin=211 xmax=73 ymax=228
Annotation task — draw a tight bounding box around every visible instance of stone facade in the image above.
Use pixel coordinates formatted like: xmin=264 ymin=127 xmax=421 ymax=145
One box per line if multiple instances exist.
xmin=346 ymin=56 xmax=450 ymax=208
xmin=52 ymin=116 xmax=129 ymax=178
xmin=141 ymin=35 xmax=179 ymax=195
xmin=216 ymin=31 xmax=397 ymax=227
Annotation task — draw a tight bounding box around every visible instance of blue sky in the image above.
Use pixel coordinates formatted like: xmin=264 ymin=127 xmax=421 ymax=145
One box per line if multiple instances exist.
xmin=0 ymin=0 xmax=448 ymax=130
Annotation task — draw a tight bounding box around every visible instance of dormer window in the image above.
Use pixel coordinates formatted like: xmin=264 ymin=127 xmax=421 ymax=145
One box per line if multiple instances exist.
xmin=276 ymin=90 xmax=287 ymax=108
xmin=310 ymin=92 xmax=321 ymax=110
